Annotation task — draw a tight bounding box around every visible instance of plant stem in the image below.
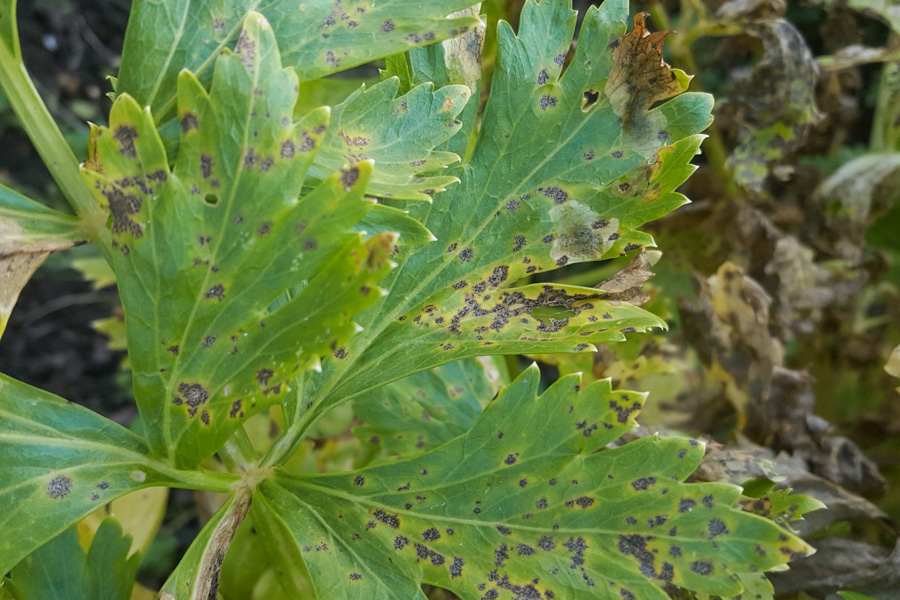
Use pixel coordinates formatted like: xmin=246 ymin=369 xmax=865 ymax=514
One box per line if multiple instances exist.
xmin=218 ymin=425 xmax=259 ymax=472
xmin=0 ymin=23 xmax=106 ymax=235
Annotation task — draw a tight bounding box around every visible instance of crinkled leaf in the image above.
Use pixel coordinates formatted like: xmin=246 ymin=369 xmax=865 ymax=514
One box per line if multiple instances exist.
xmin=8 ymin=519 xmax=139 ymax=600
xmin=309 ymin=78 xmax=470 ymax=201
xmin=80 ymin=14 xmax=393 ymax=467
xmin=159 ymin=488 xmax=251 ymax=600
xmin=0 ymin=374 xmax=235 ymax=575
xmin=284 ymin=0 xmax=712 ymax=430
xmin=353 ymin=358 xmax=503 ymax=456
xmin=723 ymin=19 xmax=819 ymax=194
xmin=260 ymin=365 xmax=812 ymax=599
xmin=116 ymin=0 xmax=481 ymax=123
xmin=0 ymin=184 xmax=85 ymax=337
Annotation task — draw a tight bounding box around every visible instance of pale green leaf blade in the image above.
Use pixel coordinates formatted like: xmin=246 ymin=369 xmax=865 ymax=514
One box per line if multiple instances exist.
xmin=353 ymin=358 xmax=502 ymax=456
xmin=117 ymin=0 xmax=481 ymax=122
xmin=0 ymin=374 xmax=236 ymax=575
xmin=261 ymin=366 xmax=812 ymax=599
xmin=0 ymin=184 xmax=85 ymax=337
xmin=80 ymin=14 xmax=393 ymax=467
xmin=287 ymin=0 xmax=713 ymax=425
xmin=309 ymin=78 xmax=470 ymax=201
xmin=355 ymin=204 xmax=436 ymax=247
xmin=159 ymin=488 xmax=252 ymax=600
xmin=9 ymin=519 xmax=140 ymax=600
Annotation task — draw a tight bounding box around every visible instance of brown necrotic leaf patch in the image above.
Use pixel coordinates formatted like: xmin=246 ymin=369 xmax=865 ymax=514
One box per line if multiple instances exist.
xmin=605 ymin=13 xmax=683 ymax=140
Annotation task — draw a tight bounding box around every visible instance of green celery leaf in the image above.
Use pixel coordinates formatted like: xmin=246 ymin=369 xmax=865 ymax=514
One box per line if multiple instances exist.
xmin=0 ymin=374 xmax=236 ymax=575
xmin=116 ymin=0 xmax=481 ymax=123
xmin=354 ymin=204 xmax=435 ymax=247
xmin=9 ymin=519 xmax=140 ymax=600
xmin=260 ymin=365 xmax=813 ymax=599
xmin=282 ymin=0 xmax=712 ymax=436
xmin=0 ymin=184 xmax=86 ymax=337
xmin=309 ymin=78 xmax=470 ymax=201
xmin=80 ymin=14 xmax=393 ymax=467
xmin=353 ymin=358 xmax=504 ymax=456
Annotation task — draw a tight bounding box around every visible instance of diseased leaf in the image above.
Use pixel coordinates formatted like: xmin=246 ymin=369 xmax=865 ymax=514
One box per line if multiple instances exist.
xmin=722 ymin=19 xmax=819 ymax=194
xmin=0 ymin=184 xmax=86 ymax=337
xmin=159 ymin=488 xmax=252 ymax=600
xmin=80 ymin=14 xmax=393 ymax=467
xmin=260 ymin=365 xmax=812 ymax=599
xmin=0 ymin=374 xmax=236 ymax=575
xmin=116 ymin=0 xmax=482 ymax=123
xmin=9 ymin=519 xmax=140 ymax=600
xmin=309 ymin=78 xmax=470 ymax=201
xmin=279 ymin=0 xmax=713 ymax=435
xmin=353 ymin=358 xmax=503 ymax=457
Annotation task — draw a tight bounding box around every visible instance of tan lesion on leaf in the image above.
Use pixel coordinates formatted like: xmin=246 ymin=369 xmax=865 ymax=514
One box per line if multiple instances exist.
xmin=605 ymin=13 xmax=684 ymax=140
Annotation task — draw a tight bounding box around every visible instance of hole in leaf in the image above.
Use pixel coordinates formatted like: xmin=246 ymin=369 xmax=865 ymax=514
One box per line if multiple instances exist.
xmin=583 ymin=89 xmax=599 ymax=111
xmin=205 ymin=193 xmax=220 ymax=206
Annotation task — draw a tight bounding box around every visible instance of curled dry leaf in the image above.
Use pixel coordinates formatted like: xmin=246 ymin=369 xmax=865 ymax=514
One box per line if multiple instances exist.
xmin=605 ymin=12 xmax=688 ymax=151
xmin=595 ymin=248 xmax=657 ymax=306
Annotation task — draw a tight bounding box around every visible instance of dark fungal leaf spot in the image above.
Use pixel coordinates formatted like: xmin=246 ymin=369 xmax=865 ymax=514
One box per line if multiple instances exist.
xmin=259 ymin=156 xmax=274 ymax=173
xmin=691 ymin=561 xmax=714 ymax=576
xmin=340 ymin=167 xmax=360 ymax=190
xmin=708 ymin=518 xmax=728 ymax=538
xmin=536 ymin=498 xmax=548 ymax=509
xmin=229 ymin=400 xmax=243 ymax=419
xmin=257 ymin=221 xmax=272 ymax=236
xmin=167 ymin=345 xmax=179 ymax=356
xmin=538 ymin=535 xmax=555 ymax=551
xmin=518 ymin=479 xmax=527 ymax=488
xmin=91 ymin=491 xmax=100 ymax=501
xmin=504 ymin=453 xmax=519 ymax=465
xmin=537 ymin=69 xmax=549 ymax=85
xmin=542 ymin=186 xmax=568 ymax=204
xmin=612 ymin=150 xmax=624 ymax=158
xmin=423 ymin=528 xmax=440 ymax=541
xmin=584 ymin=151 xmax=595 ymax=160
xmin=47 ymin=475 xmax=72 ymax=499
xmin=459 ymin=248 xmax=473 ymax=262
xmin=200 ymin=154 xmax=213 ymax=178
xmin=373 ymin=509 xmax=400 ymax=529
xmin=181 ymin=112 xmax=199 ymax=133
xmin=542 ymin=234 xmax=554 ymax=244
xmin=488 ymin=266 xmax=509 ymax=288
xmin=203 ymin=335 xmax=217 ymax=347
xmin=113 ymin=126 xmax=138 ymax=158
xmin=494 ymin=543 xmax=509 ymax=567
xmin=257 ymin=368 xmax=274 ymax=387
xmin=631 ymin=476 xmax=656 ymax=491
xmin=702 ymin=494 xmax=714 ymax=508
xmin=517 ymin=544 xmax=535 ymax=556
xmin=556 ymin=255 xmax=569 ymax=266
xmin=554 ymin=52 xmax=566 ymax=66
xmin=678 ymin=449 xmax=687 ymax=459
xmin=565 ymin=496 xmax=595 ymax=509
xmin=205 ymin=284 xmax=225 ymax=300
xmin=497 ymin=526 xmax=511 ymax=536
xmin=449 ymin=557 xmax=464 ymax=578
xmin=353 ymin=475 xmax=365 ymax=486
xmin=349 ymin=573 xmax=362 ymax=581
xmin=539 ymin=95 xmax=558 ymax=110
xmin=200 ymin=409 xmax=210 ymax=425
xmin=334 ymin=346 xmax=347 ymax=359
xmin=381 ymin=20 xmax=395 ymax=33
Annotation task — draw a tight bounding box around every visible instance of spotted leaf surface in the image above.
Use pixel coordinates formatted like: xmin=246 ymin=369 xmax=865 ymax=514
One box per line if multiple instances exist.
xmin=116 ymin=0 xmax=481 ymax=123
xmin=0 ymin=374 xmax=236 ymax=575
xmin=80 ymin=14 xmax=393 ymax=467
xmin=260 ymin=365 xmax=812 ymax=599
xmin=353 ymin=357 xmax=504 ymax=457
xmin=284 ymin=0 xmax=710 ymax=431
xmin=309 ymin=78 xmax=470 ymax=201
